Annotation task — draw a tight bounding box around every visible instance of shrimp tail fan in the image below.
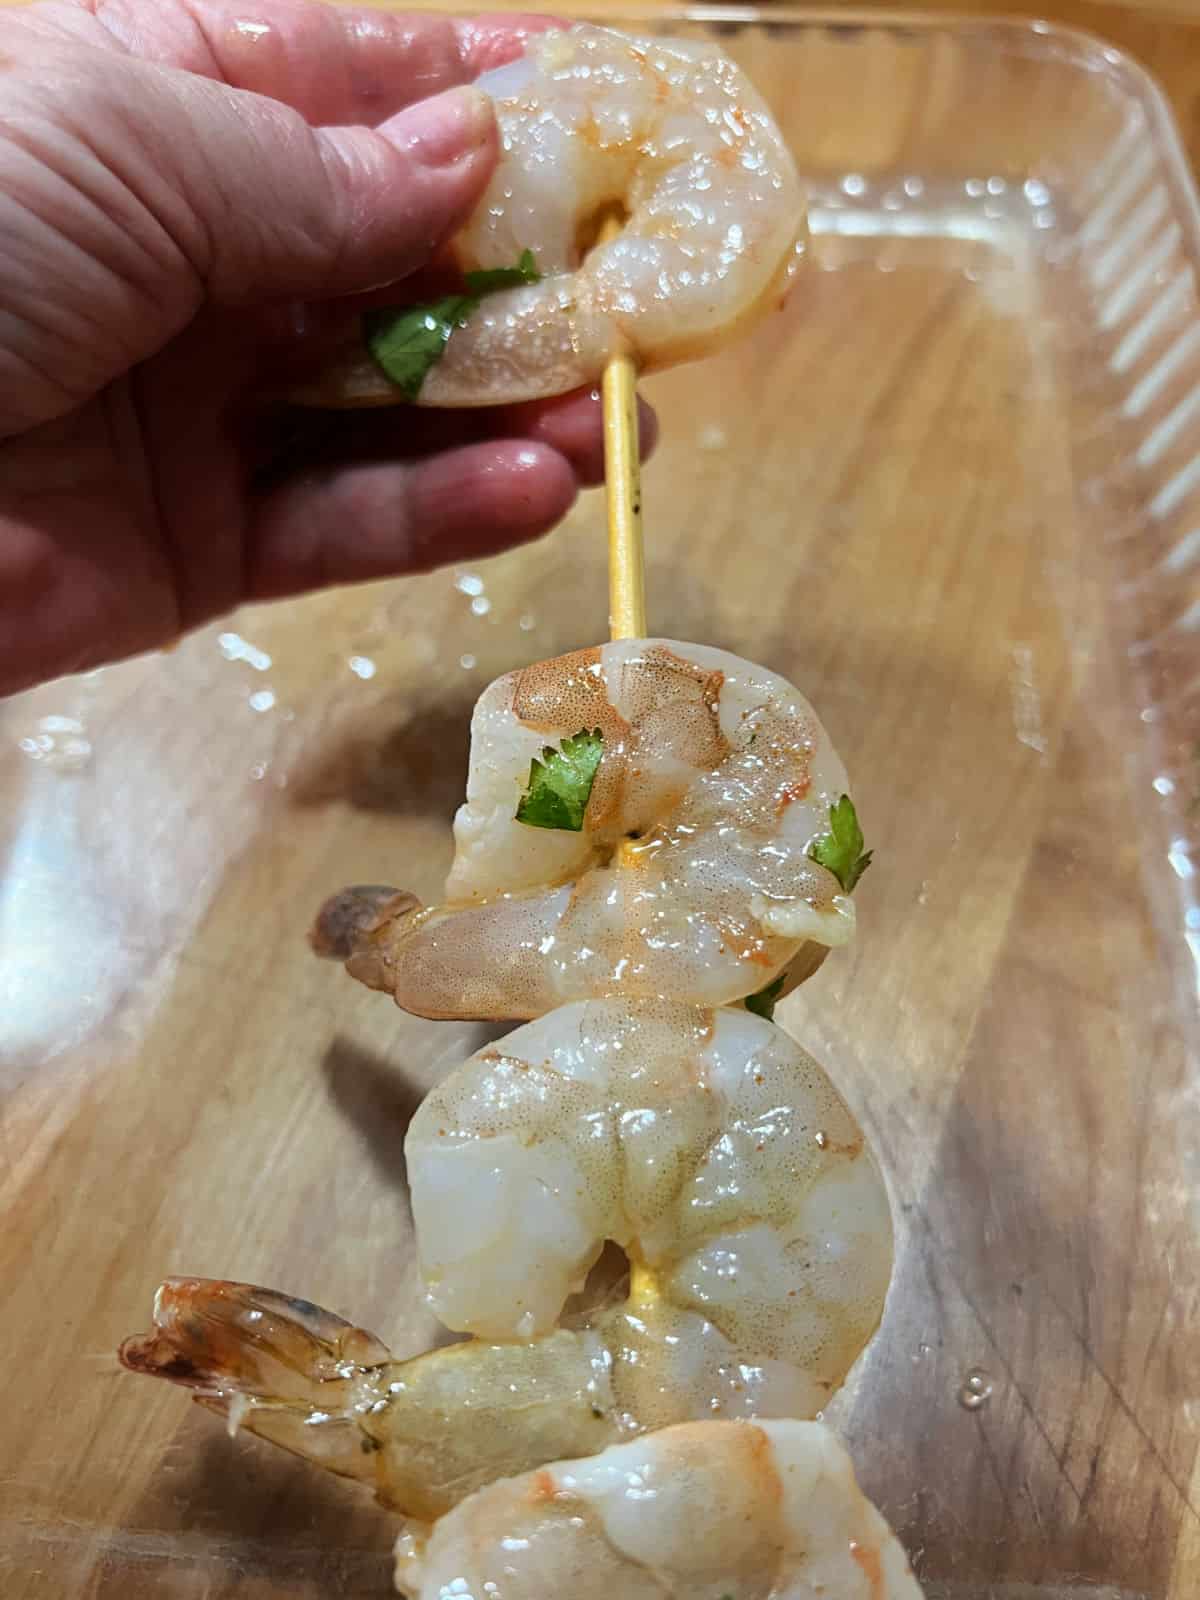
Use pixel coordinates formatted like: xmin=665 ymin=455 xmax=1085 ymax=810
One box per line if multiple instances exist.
xmin=119 ymin=1279 xmax=392 ymax=1488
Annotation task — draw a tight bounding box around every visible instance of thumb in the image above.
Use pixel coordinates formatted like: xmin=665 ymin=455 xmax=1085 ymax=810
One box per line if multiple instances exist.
xmin=0 ymin=28 xmax=498 ymax=432
xmin=179 ymin=82 xmax=498 ymax=304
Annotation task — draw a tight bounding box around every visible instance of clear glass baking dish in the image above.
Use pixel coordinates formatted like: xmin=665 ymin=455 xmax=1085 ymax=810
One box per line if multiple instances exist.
xmin=2 ymin=8 xmax=1199 ymax=1597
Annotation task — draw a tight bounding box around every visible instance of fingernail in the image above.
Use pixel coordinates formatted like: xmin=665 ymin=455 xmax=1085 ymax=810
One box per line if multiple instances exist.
xmin=385 ymin=86 xmax=493 ymax=168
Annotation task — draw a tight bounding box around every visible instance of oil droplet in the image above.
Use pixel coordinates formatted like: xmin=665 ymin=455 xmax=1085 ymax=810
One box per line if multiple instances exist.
xmin=519 ymin=613 xmax=537 ymax=632
xmin=814 ymin=1130 xmax=829 ymax=1149
xmin=348 ymin=655 xmax=376 ymax=680
xmin=471 ymin=595 xmax=491 ymax=617
xmin=840 ymin=172 xmax=866 ymax=197
xmin=250 ymin=763 xmax=268 ymax=781
xmin=958 ymin=1368 xmax=993 ymax=1410
xmin=455 ymin=572 xmax=485 ymax=596
xmin=248 ymin=689 xmax=276 ymax=713
xmin=460 ymin=653 xmax=477 ymax=670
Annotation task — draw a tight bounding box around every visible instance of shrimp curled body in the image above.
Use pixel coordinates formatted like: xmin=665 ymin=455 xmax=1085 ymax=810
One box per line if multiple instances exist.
xmin=325 ymin=640 xmax=858 ymax=1021
xmin=396 ymin=1419 xmax=924 ymax=1600
xmin=118 ymin=1005 xmax=892 ymax=1523
xmin=301 ymin=25 xmax=805 ymax=409
xmin=408 ymin=1001 xmax=892 ymax=1407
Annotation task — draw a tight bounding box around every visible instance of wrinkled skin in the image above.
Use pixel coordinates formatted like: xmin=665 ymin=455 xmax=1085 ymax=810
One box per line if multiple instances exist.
xmin=0 ymin=0 xmax=656 ymax=697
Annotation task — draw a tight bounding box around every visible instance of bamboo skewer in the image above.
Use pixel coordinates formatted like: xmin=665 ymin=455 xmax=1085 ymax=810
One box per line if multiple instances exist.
xmin=599 ymin=216 xmax=647 ymax=642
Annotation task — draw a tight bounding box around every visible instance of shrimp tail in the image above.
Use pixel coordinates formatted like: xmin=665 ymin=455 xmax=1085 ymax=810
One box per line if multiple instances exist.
xmin=308 ymin=886 xmax=420 ymax=965
xmin=119 ymin=1279 xmax=392 ymax=1489
xmin=120 ymin=1281 xmax=620 ymax=1519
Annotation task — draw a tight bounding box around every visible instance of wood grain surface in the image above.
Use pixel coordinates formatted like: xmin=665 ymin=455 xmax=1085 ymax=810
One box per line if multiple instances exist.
xmin=2 ymin=8 xmax=1200 ymax=1600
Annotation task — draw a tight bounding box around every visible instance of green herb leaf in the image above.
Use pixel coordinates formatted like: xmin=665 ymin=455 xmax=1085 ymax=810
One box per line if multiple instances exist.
xmin=515 ymin=728 xmax=604 ymax=831
xmin=464 ymin=248 xmax=540 ymax=295
xmin=807 ymin=794 xmax=872 ymax=892
xmin=744 ymin=972 xmax=786 ymax=1021
xmin=363 ymin=295 xmax=477 ymax=402
xmin=364 ymin=252 xmax=541 ymax=400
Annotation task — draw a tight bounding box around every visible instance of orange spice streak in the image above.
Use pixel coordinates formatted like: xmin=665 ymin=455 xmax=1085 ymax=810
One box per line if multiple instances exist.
xmin=850 ymin=1539 xmax=885 ymax=1600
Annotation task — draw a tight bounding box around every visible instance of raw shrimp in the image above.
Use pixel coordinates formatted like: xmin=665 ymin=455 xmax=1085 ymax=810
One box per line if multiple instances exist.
xmin=120 ymin=1004 xmax=893 ymax=1520
xmin=297 ymin=24 xmax=805 ymax=409
xmin=407 ymin=1002 xmax=891 ymax=1377
xmin=395 ymin=1419 xmax=925 ymax=1600
xmin=314 ymin=641 xmax=863 ymax=1021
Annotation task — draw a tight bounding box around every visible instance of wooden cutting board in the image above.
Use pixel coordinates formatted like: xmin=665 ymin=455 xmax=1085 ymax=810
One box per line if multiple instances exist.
xmin=1 ymin=6 xmax=1198 ymax=1599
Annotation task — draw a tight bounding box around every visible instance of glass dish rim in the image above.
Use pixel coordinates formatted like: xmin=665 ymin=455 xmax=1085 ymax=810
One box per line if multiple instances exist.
xmin=530 ymin=3 xmax=1200 ymax=256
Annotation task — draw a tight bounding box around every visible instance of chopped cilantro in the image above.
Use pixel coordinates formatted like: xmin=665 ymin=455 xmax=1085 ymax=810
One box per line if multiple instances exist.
xmin=807 ymin=794 xmax=872 ymax=892
xmin=364 ymin=250 xmax=540 ymax=401
xmin=744 ymin=972 xmax=786 ymax=1021
xmin=364 ymin=295 xmax=475 ymax=402
xmin=515 ymin=728 xmax=604 ymax=831
xmin=464 ymin=248 xmax=540 ymax=295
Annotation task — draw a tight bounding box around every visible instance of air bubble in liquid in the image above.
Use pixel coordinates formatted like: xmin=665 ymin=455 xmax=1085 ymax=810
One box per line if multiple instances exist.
xmin=958 ymin=1368 xmax=993 ymax=1411
xmin=16 ymin=715 xmax=93 ymax=771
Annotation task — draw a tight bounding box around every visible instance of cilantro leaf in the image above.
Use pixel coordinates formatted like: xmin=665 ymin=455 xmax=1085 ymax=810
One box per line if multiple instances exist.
xmin=364 ymin=251 xmax=541 ymax=401
xmin=464 ymin=249 xmax=540 ymax=295
xmin=363 ymin=295 xmax=476 ymax=402
xmin=515 ymin=728 xmax=604 ymax=831
xmin=744 ymin=972 xmax=786 ymax=1021
xmin=807 ymin=794 xmax=872 ymax=892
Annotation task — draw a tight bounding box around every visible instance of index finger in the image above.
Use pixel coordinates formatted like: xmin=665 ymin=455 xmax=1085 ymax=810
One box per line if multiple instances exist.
xmin=81 ymin=0 xmax=560 ymax=125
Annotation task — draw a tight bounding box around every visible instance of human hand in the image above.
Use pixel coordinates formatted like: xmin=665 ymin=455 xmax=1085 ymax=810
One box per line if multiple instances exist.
xmin=0 ymin=0 xmax=656 ymax=698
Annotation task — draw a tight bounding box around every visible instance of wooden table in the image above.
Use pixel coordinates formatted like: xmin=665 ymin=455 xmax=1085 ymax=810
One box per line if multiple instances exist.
xmin=3 ymin=5 xmax=1200 ymax=1600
